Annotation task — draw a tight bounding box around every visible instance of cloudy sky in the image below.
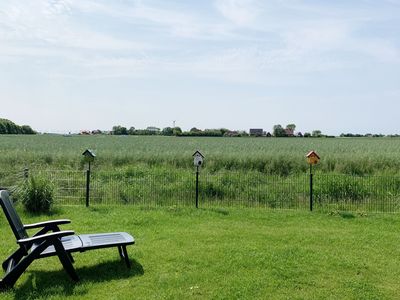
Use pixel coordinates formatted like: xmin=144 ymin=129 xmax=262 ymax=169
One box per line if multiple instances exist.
xmin=0 ymin=0 xmax=399 ymax=134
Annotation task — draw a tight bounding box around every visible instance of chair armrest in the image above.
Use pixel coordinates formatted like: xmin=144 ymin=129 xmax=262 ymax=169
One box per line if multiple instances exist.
xmin=24 ymin=219 xmax=71 ymax=229
xmin=17 ymin=230 xmax=75 ymax=245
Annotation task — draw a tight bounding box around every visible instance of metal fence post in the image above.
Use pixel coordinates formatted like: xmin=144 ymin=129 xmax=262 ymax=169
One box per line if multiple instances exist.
xmin=309 ymin=165 xmax=313 ymax=211
xmin=86 ymin=168 xmax=90 ymax=207
xmin=195 ymin=166 xmax=199 ymax=208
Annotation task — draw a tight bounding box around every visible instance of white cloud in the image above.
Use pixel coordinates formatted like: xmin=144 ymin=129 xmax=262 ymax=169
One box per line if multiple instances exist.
xmin=0 ymin=1 xmax=150 ymax=57
xmin=282 ymin=21 xmax=349 ymax=54
xmin=214 ymin=0 xmax=260 ymax=26
xmin=350 ymin=39 xmax=400 ymax=63
xmin=0 ymin=0 xmax=398 ymax=84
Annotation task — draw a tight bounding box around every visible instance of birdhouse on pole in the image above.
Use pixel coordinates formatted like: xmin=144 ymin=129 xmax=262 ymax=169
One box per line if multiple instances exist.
xmin=306 ymin=151 xmax=320 ymax=165
xmin=82 ymin=149 xmax=96 ymax=163
xmin=193 ymin=150 xmax=204 ymax=167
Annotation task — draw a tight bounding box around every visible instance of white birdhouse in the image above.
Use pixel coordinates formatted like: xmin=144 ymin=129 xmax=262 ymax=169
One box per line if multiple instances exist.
xmin=193 ymin=150 xmax=204 ymax=167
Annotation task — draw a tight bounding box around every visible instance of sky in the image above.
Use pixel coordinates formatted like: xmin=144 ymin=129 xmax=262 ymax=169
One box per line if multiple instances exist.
xmin=0 ymin=0 xmax=399 ymax=135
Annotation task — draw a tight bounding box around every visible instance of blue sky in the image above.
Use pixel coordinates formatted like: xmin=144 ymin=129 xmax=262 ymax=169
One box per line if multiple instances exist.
xmin=0 ymin=0 xmax=399 ymax=134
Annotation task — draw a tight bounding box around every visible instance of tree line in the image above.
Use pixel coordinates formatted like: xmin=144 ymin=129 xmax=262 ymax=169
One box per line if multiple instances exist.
xmin=109 ymin=124 xmax=328 ymax=137
xmin=110 ymin=126 xmax=248 ymax=137
xmin=109 ymin=124 xmax=395 ymax=138
xmin=0 ymin=119 xmax=36 ymax=134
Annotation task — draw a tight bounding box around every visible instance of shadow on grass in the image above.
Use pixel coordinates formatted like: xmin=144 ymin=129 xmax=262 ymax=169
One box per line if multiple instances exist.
xmin=11 ymin=259 xmax=144 ymax=299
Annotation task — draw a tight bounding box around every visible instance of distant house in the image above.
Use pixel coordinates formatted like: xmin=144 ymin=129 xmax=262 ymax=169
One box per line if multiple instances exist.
xmin=249 ymin=129 xmax=264 ymax=136
xmin=146 ymin=127 xmax=160 ymax=133
xmin=224 ymin=130 xmax=240 ymax=137
xmin=285 ymin=128 xmax=295 ymax=137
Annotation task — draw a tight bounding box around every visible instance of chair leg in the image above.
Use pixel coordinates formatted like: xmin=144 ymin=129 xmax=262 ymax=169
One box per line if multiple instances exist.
xmin=2 ymin=248 xmax=25 ymax=271
xmin=118 ymin=246 xmax=123 ymax=259
xmin=0 ymin=241 xmax=49 ymax=289
xmin=121 ymin=246 xmax=131 ymax=269
xmin=67 ymin=253 xmax=75 ymax=263
xmin=53 ymin=240 xmax=79 ymax=282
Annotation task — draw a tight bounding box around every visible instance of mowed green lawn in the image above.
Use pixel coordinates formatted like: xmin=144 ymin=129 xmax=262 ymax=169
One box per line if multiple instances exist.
xmin=1 ymin=206 xmax=400 ymax=299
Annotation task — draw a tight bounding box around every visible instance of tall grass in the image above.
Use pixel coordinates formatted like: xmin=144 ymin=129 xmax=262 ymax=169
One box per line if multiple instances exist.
xmin=1 ymin=135 xmax=400 ymax=175
xmin=10 ymin=167 xmax=398 ymax=213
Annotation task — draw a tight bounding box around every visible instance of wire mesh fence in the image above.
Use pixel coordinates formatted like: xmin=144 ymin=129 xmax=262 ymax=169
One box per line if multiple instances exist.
xmin=2 ymin=168 xmax=400 ymax=213
xmin=313 ymin=174 xmax=400 ymax=213
xmin=0 ymin=169 xmax=26 ymax=196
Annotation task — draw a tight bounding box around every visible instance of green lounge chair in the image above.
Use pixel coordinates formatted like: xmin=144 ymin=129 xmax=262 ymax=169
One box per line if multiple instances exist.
xmin=0 ymin=190 xmax=135 ymax=289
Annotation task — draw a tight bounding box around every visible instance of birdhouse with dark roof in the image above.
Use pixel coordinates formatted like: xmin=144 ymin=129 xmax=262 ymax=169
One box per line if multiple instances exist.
xmin=306 ymin=151 xmax=320 ymax=165
xmin=192 ymin=150 xmax=204 ymax=167
xmin=82 ymin=149 xmax=96 ymax=162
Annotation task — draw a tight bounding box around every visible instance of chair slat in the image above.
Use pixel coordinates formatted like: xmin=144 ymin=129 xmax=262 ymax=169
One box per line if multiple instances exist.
xmin=0 ymin=190 xmax=28 ymax=240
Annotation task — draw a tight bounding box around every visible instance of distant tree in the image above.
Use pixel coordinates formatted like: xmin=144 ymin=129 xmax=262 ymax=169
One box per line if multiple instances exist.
xmin=146 ymin=126 xmax=160 ymax=132
xmin=286 ymin=124 xmax=296 ymax=131
xmin=312 ymin=130 xmax=322 ymax=137
xmin=296 ymin=132 xmax=303 ymax=137
xmin=220 ymin=128 xmax=229 ymax=136
xmin=304 ymin=132 xmax=311 ymax=137
xmin=162 ymin=127 xmax=174 ymax=136
xmin=5 ymin=122 xmax=16 ymax=134
xmin=112 ymin=125 xmax=128 ymax=135
xmin=120 ymin=127 xmax=128 ymax=135
xmin=266 ymin=132 xmax=272 ymax=137
xmin=128 ymin=127 xmax=136 ymax=135
xmin=204 ymin=129 xmax=223 ymax=137
xmin=21 ymin=125 xmax=34 ymax=134
xmin=112 ymin=126 xmax=119 ymax=135
xmin=273 ymin=125 xmax=287 ymax=137
xmin=145 ymin=127 xmax=160 ymax=135
xmin=238 ymin=130 xmax=249 ymax=137
xmin=172 ymin=127 xmax=182 ymax=136
xmin=0 ymin=118 xmax=36 ymax=134
xmin=190 ymin=127 xmax=202 ymax=133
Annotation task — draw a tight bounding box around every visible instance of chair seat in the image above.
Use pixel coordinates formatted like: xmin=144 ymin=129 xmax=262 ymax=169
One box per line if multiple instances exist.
xmin=79 ymin=232 xmax=135 ymax=250
xmin=33 ymin=232 xmax=134 ymax=256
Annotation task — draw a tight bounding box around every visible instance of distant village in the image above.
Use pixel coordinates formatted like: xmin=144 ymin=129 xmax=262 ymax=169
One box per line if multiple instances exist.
xmin=78 ymin=124 xmax=312 ymax=137
xmin=76 ymin=124 xmax=391 ymax=138
xmin=0 ymin=118 xmax=393 ymax=138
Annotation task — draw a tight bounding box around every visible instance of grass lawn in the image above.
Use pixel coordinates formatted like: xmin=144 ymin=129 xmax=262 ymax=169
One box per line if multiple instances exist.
xmin=1 ymin=206 xmax=400 ymax=299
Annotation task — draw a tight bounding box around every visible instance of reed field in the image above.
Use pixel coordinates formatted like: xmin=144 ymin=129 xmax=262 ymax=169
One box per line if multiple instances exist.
xmin=1 ymin=134 xmax=400 ymax=175
xmin=1 ymin=135 xmax=400 ymax=211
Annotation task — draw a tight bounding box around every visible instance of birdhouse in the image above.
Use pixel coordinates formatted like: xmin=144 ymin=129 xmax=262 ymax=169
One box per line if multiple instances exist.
xmin=193 ymin=150 xmax=204 ymax=167
xmin=82 ymin=149 xmax=96 ymax=163
xmin=306 ymin=151 xmax=320 ymax=165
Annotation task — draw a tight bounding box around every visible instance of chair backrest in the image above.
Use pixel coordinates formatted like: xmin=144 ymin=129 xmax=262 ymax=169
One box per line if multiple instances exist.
xmin=0 ymin=190 xmax=28 ymax=240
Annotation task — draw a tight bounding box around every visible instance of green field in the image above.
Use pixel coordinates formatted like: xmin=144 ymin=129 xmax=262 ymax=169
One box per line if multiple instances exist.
xmin=1 ymin=135 xmax=400 ymax=175
xmin=1 ymin=135 xmax=400 ymax=212
xmin=1 ymin=136 xmax=400 ymax=298
xmin=1 ymin=206 xmax=399 ymax=299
